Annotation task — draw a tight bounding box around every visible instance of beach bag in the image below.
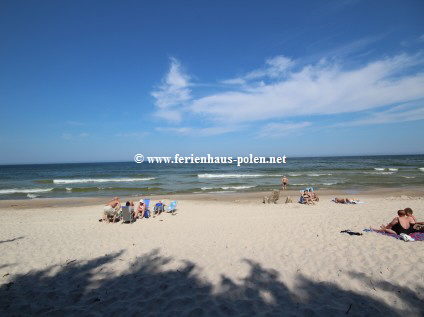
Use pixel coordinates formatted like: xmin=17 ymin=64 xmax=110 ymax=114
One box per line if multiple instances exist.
xmin=144 ymin=209 xmax=150 ymax=218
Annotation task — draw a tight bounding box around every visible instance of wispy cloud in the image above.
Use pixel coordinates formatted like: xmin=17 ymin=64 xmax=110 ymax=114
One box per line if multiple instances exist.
xmin=334 ymin=102 xmax=424 ymax=127
xmin=258 ymin=122 xmax=311 ymax=138
xmin=151 ymin=57 xmax=192 ymax=122
xmin=62 ymin=132 xmax=90 ymax=140
xmin=222 ymin=56 xmax=294 ymax=85
xmin=152 ymin=53 xmax=424 ymax=136
xmin=156 ymin=125 xmax=243 ymax=136
xmin=191 ymin=53 xmax=424 ymax=124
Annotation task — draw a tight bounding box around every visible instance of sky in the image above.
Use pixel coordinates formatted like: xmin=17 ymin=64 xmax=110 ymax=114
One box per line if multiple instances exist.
xmin=0 ymin=0 xmax=423 ymax=164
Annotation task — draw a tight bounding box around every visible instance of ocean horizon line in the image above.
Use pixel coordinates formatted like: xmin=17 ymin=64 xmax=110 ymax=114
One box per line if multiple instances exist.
xmin=1 ymin=153 xmax=424 ymax=167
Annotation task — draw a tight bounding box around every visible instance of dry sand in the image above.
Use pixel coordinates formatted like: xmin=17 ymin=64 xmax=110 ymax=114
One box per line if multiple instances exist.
xmin=0 ymin=192 xmax=423 ymax=316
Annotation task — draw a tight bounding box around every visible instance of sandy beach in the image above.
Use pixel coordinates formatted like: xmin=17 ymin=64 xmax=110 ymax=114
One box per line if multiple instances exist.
xmin=1 ymin=191 xmax=423 ymax=316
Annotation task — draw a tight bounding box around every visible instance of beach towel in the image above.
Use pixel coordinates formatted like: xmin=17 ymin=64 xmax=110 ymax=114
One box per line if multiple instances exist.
xmin=363 ymin=229 xmax=424 ymax=241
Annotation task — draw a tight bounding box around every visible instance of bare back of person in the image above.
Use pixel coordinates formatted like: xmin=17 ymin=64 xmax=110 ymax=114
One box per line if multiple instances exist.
xmin=396 ymin=216 xmax=412 ymax=230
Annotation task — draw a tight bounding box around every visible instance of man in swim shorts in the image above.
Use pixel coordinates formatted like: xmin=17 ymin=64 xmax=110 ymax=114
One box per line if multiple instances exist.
xmin=282 ymin=176 xmax=288 ymax=191
xmin=102 ymin=196 xmax=121 ymax=223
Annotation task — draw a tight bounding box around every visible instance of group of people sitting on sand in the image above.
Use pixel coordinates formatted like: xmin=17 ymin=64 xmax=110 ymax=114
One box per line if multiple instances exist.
xmin=101 ymin=196 xmax=169 ymax=223
xmin=373 ymin=208 xmax=424 ymax=235
xmin=300 ymin=188 xmax=319 ymax=205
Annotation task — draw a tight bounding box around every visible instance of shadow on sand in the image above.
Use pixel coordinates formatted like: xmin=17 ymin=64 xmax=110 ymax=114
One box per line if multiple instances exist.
xmin=1 ymin=249 xmax=422 ymax=316
xmin=0 ymin=236 xmax=24 ymax=244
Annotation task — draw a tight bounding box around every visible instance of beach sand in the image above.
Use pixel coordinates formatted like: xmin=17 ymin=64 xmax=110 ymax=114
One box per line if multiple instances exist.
xmin=1 ymin=191 xmax=423 ymax=316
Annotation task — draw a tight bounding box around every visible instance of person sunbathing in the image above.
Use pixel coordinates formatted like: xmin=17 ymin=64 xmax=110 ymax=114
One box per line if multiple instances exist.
xmin=405 ymin=207 xmax=424 ymax=232
xmin=134 ymin=199 xmax=146 ymax=219
xmin=102 ymin=196 xmax=121 ymax=223
xmin=309 ymin=189 xmax=319 ymax=202
xmin=301 ymin=190 xmax=314 ymax=205
xmin=154 ymin=201 xmax=165 ymax=216
xmin=374 ymin=209 xmax=415 ymax=235
xmin=334 ymin=198 xmax=351 ymax=204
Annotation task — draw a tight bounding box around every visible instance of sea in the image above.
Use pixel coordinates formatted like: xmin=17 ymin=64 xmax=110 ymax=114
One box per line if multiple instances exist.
xmin=0 ymin=155 xmax=423 ymax=200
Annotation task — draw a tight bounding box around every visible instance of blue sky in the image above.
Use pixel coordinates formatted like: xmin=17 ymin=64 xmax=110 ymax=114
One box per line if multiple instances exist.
xmin=0 ymin=0 xmax=423 ymax=164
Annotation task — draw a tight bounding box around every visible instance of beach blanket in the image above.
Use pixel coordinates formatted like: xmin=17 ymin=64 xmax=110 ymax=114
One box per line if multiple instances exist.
xmin=363 ymin=229 xmax=424 ymax=241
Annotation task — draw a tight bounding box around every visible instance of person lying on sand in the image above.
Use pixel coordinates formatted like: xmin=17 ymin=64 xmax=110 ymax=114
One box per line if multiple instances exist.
xmin=334 ymin=198 xmax=351 ymax=204
xmin=102 ymin=196 xmax=121 ymax=223
xmin=373 ymin=209 xmax=416 ymax=235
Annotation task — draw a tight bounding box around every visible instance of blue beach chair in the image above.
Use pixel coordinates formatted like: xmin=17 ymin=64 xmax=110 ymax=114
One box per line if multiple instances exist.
xmin=167 ymin=200 xmax=177 ymax=213
xmin=143 ymin=199 xmax=151 ymax=218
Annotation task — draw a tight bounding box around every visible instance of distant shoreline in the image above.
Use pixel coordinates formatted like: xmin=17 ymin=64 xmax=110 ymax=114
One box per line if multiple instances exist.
xmin=1 ymin=187 xmax=423 ymax=209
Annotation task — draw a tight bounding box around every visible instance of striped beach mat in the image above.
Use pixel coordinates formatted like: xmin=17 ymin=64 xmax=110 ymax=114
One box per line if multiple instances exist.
xmin=363 ymin=229 xmax=424 ymax=241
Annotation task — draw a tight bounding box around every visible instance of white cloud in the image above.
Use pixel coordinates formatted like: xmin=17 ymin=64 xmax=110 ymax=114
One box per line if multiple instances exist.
xmin=151 ymin=53 xmax=424 ymax=136
xmin=221 ymin=55 xmax=294 ymax=85
xmin=151 ymin=57 xmax=192 ymax=122
xmin=190 ymin=53 xmax=424 ymax=124
xmin=62 ymin=132 xmax=90 ymax=140
xmin=334 ymin=103 xmax=424 ymax=127
xmin=155 ymin=127 xmax=193 ymax=135
xmin=258 ymin=122 xmax=311 ymax=138
xmin=245 ymin=55 xmax=294 ymax=80
xmin=156 ymin=125 xmax=243 ymax=136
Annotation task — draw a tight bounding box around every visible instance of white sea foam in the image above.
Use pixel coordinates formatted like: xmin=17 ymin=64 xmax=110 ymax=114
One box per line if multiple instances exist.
xmin=221 ymin=186 xmax=255 ymax=190
xmin=288 ymin=173 xmax=301 ymax=176
xmin=402 ymin=176 xmax=415 ymax=179
xmin=388 ymin=168 xmax=398 ymax=171
xmin=374 ymin=168 xmax=385 ymax=171
xmin=27 ymin=194 xmax=39 ymax=199
xmin=201 ymin=185 xmax=255 ymax=190
xmin=198 ymin=174 xmax=264 ymax=178
xmin=210 ymin=191 xmax=236 ymax=194
xmin=364 ymin=172 xmax=395 ymax=175
xmin=307 ymin=173 xmax=333 ymax=177
xmin=53 ymin=178 xmax=155 ymax=184
xmin=0 ymin=188 xmax=53 ymax=195
xmin=292 ymin=181 xmax=343 ymax=186
xmin=419 ymin=168 xmax=424 ymax=172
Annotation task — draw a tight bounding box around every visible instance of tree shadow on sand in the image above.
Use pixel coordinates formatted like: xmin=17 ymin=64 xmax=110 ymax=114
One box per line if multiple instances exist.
xmin=0 ymin=236 xmax=24 ymax=244
xmin=1 ymin=249 xmax=422 ymax=316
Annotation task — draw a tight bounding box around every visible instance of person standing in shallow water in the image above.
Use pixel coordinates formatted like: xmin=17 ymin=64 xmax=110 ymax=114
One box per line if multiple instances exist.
xmin=282 ymin=176 xmax=288 ymax=191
